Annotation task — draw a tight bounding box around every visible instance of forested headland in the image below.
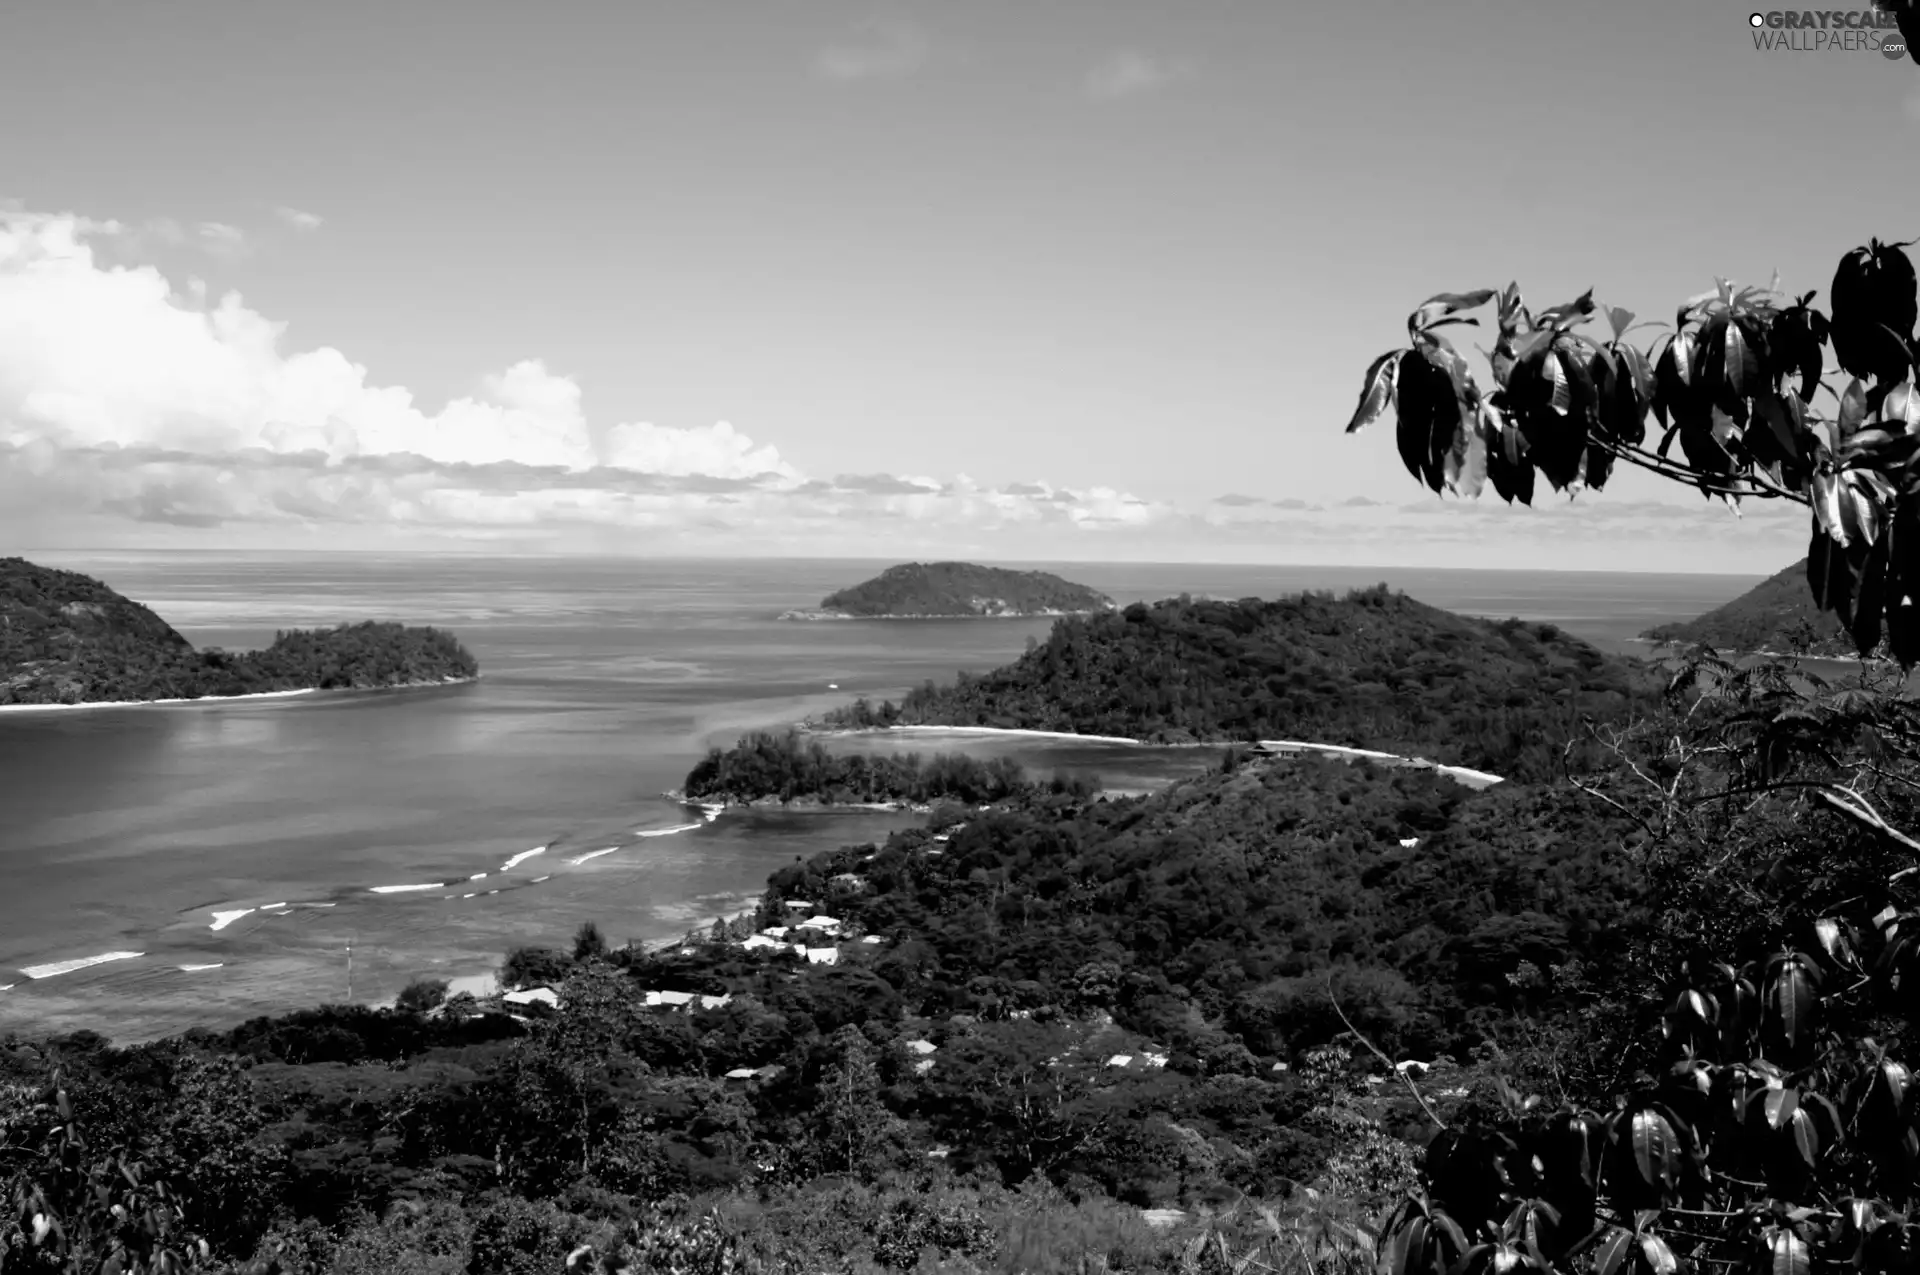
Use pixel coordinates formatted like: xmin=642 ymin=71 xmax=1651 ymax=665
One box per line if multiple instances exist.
xmin=0 ymin=557 xmax=478 ymax=706
xmin=818 ymin=586 xmax=1656 ymax=784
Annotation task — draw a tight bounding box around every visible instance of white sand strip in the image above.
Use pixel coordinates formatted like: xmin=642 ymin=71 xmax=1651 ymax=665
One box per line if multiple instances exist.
xmin=0 ymin=688 xmax=319 ymax=714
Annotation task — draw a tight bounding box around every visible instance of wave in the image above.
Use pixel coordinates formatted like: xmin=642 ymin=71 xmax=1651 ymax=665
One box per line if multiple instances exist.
xmin=469 ymin=872 xmax=488 ymax=880
xmin=501 ymin=845 xmax=547 ymax=871
xmin=567 ymin=846 xmax=620 ymax=865
xmin=209 ymin=908 xmax=254 ymax=932
xmin=179 ymin=963 xmax=224 ymax=972
xmin=369 ymin=882 xmax=447 ymax=895
xmin=20 ymin=951 xmax=143 ymax=979
xmin=636 ymin=822 xmax=703 ymax=839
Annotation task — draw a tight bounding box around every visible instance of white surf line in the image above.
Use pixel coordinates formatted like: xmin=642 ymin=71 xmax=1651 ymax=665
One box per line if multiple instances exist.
xmin=635 ymin=822 xmax=702 ymax=838
xmin=462 ymin=892 xmax=476 ymax=899
xmin=369 ymin=882 xmax=447 ymax=894
xmin=179 ymin=963 xmax=224 ymax=972
xmin=568 ymin=846 xmax=620 ymax=865
xmin=20 ymin=951 xmax=143 ymax=980
xmin=209 ymin=908 xmax=254 ymax=932
xmin=261 ymin=901 xmax=287 ymax=909
xmin=0 ymin=688 xmax=320 ymax=714
xmin=532 ymin=874 xmax=550 ymax=882
xmin=470 ymin=872 xmax=488 ymax=880
xmin=501 ymin=845 xmax=547 ymax=871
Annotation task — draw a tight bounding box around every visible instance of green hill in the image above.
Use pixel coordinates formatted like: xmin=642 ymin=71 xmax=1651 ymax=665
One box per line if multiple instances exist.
xmin=817 ymin=585 xmax=1657 ymax=783
xmin=1640 ymin=558 xmax=1859 ymax=657
xmin=0 ymin=557 xmax=479 ymax=706
xmin=783 ymin=561 xmax=1115 ymax=619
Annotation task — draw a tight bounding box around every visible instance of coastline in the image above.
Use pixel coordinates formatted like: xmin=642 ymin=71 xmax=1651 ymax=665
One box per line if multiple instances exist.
xmin=778 ymin=608 xmax=1112 ymax=622
xmin=802 ymin=723 xmax=1150 ymax=746
xmin=0 ymin=674 xmax=479 ymax=715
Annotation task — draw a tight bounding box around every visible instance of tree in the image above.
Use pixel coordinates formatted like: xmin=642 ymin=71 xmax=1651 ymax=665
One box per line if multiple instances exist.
xmin=1343 ymin=234 xmax=1920 ymax=662
xmin=394 ymin=978 xmax=448 ymax=1015
xmin=810 ymin=1025 xmax=896 ymax=1179
xmin=571 ymin=922 xmax=607 ymax=964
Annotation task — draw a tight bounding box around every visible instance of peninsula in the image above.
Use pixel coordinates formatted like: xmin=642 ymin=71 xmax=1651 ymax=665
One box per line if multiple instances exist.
xmin=0 ymin=557 xmax=479 ymax=706
xmin=778 ymin=561 xmax=1115 ymax=620
xmin=1641 ymin=557 xmax=1862 ymax=659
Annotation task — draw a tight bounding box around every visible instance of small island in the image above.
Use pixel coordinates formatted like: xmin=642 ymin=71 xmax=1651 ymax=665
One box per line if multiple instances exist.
xmin=779 ymin=561 xmax=1115 ymax=620
xmin=0 ymin=557 xmax=479 ymax=706
xmin=1641 ymin=557 xmax=1861 ymax=659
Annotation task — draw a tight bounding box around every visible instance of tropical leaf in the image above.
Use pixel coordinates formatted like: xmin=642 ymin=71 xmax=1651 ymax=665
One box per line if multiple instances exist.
xmin=1344 ymin=350 xmax=1404 ymax=434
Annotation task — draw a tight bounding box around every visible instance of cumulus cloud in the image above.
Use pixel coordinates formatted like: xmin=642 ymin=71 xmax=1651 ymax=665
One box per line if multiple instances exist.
xmin=275 ymin=206 xmax=323 ymax=231
xmin=1084 ymin=50 xmax=1190 ymax=100
xmin=813 ymin=16 xmax=930 ymax=81
xmin=0 ymin=206 xmax=1192 ymax=550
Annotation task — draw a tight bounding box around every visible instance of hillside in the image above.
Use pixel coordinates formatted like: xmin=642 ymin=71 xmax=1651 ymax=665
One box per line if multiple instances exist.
xmin=0 ymin=557 xmax=478 ymax=705
xmin=1641 ymin=557 xmax=1858 ymax=657
xmin=816 ymin=585 xmax=1657 ymax=783
xmin=782 ymin=561 xmax=1115 ymax=619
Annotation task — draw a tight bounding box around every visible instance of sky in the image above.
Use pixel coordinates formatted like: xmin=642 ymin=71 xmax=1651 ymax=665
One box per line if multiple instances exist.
xmin=1 ymin=0 xmax=1916 ymax=571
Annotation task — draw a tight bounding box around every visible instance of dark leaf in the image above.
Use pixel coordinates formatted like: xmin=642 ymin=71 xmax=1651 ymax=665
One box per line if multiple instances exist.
xmin=1344 ymin=350 xmax=1403 ymax=435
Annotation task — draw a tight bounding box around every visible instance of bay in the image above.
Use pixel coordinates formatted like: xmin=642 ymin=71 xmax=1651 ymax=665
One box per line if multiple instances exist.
xmin=0 ymin=553 xmax=1753 ymax=1042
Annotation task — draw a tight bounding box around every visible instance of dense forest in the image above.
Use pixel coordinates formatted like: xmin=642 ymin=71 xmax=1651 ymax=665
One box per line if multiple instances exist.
xmin=0 ymin=748 xmax=1655 ymax=1273
xmin=1641 ymin=556 xmax=1863 ymax=657
xmin=681 ymin=730 xmax=1083 ymax=807
xmin=786 ymin=562 xmax=1115 ymax=619
xmin=818 ymin=586 xmax=1657 ymax=784
xmin=0 ymin=558 xmax=478 ymax=705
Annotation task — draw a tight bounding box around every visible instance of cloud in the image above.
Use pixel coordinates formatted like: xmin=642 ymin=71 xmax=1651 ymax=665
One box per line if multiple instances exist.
xmin=196 ymin=222 xmax=248 ymax=260
xmin=0 ymin=206 xmax=1193 ymax=550
xmin=275 ymin=206 xmax=323 ymax=232
xmin=813 ymin=17 xmax=930 ymax=81
xmin=0 ymin=203 xmax=1821 ymax=571
xmin=1084 ymin=50 xmax=1189 ymax=100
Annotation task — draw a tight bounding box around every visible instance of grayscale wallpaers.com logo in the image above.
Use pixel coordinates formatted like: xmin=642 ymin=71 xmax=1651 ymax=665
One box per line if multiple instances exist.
xmin=1748 ymin=9 xmax=1908 ymax=57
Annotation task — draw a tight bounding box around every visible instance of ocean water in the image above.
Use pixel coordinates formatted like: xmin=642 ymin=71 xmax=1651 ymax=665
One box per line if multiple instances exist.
xmin=0 ymin=553 xmax=1755 ymax=1043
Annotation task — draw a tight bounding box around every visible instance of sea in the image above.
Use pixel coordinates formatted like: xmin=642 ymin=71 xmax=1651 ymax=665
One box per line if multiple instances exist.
xmin=0 ymin=553 xmax=1756 ymax=1043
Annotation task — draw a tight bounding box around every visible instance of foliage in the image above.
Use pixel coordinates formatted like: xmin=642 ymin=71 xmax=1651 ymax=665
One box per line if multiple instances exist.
xmin=682 ymin=731 xmax=1061 ymax=807
xmin=1344 ymin=235 xmax=1920 ymax=664
xmin=804 ymin=561 xmax=1114 ymax=619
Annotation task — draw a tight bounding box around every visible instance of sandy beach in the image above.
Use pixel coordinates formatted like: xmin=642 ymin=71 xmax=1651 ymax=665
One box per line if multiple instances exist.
xmin=0 ymin=675 xmax=480 ymax=715
xmin=807 ymin=723 xmax=1148 ymax=746
xmin=0 ymin=687 xmax=321 ymax=714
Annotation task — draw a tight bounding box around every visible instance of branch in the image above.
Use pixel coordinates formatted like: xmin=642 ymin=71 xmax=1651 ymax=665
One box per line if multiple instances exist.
xmin=1326 ymin=975 xmax=1447 ymax=1130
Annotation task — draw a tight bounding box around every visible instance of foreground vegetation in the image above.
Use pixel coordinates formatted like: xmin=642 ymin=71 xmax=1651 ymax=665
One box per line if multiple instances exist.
xmin=818 ymin=586 xmax=1655 ymax=784
xmin=0 ymin=558 xmax=477 ymax=705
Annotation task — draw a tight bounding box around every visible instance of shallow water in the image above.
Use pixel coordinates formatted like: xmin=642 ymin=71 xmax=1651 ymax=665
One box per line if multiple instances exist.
xmin=0 ymin=553 xmax=1755 ymax=1042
